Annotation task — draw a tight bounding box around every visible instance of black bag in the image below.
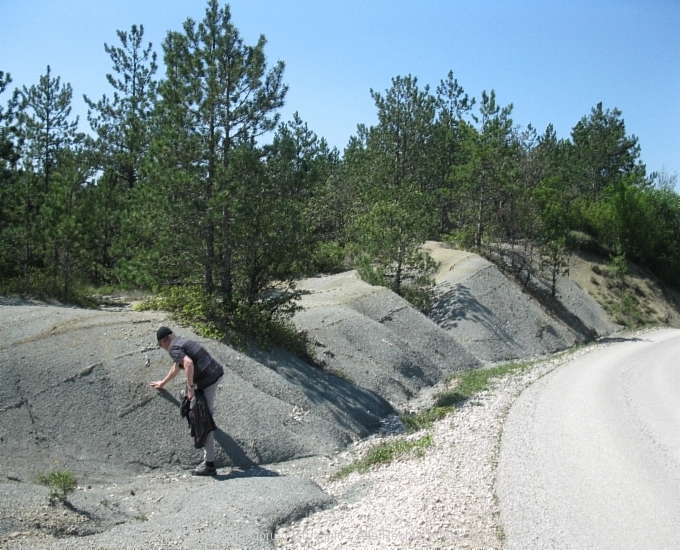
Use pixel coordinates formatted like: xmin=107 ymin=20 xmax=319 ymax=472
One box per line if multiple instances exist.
xmin=180 ymin=390 xmax=216 ymax=448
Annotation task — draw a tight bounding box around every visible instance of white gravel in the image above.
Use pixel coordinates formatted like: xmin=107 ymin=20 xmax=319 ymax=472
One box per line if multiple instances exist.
xmin=275 ymin=346 xmax=600 ymax=550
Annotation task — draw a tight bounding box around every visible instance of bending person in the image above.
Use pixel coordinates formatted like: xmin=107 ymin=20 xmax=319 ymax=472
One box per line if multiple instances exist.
xmin=150 ymin=326 xmax=224 ymax=476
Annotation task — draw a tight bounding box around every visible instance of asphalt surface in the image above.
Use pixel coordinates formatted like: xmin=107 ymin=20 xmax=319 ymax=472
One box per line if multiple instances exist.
xmin=497 ymin=328 xmax=680 ymax=549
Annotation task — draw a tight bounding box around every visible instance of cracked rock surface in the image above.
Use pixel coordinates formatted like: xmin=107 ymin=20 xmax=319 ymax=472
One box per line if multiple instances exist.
xmin=0 ymin=300 xmax=393 ymax=482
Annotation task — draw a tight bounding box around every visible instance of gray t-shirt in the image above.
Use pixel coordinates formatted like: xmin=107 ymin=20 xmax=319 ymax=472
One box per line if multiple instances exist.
xmin=168 ymin=337 xmax=224 ymax=388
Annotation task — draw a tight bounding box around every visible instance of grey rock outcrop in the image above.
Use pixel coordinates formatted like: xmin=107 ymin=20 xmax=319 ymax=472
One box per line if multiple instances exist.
xmin=424 ymin=243 xmax=615 ymax=362
xmin=293 ymin=271 xmax=480 ymax=406
xmin=0 ymin=302 xmax=392 ymax=481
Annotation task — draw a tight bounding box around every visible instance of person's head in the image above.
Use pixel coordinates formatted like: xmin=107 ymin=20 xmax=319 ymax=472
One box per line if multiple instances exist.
xmin=156 ymin=326 xmax=174 ymax=350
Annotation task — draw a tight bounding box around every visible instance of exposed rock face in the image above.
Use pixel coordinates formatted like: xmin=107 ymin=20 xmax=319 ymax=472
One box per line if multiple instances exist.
xmin=293 ymin=271 xmax=480 ymax=406
xmin=424 ymin=242 xmax=617 ymax=362
xmin=0 ymin=302 xmax=392 ymax=481
xmin=0 ymin=243 xmax=618 ymax=483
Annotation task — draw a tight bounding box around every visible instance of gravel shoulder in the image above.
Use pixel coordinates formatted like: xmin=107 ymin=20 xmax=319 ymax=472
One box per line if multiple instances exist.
xmin=274 ymin=343 xmax=609 ymax=549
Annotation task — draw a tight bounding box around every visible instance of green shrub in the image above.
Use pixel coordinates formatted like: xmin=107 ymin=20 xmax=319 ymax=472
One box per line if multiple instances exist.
xmin=308 ymin=241 xmax=347 ymax=274
xmin=445 ymin=227 xmax=477 ymax=251
xmin=608 ymin=250 xmax=628 ymax=280
xmin=37 ymin=470 xmax=77 ymax=504
xmin=135 ymin=286 xmax=318 ymax=364
xmin=0 ymin=271 xmax=97 ymax=308
xmin=324 ymin=367 xmax=355 ymax=384
xmin=612 ymin=289 xmax=645 ymax=328
xmin=135 ymin=286 xmax=222 ymax=338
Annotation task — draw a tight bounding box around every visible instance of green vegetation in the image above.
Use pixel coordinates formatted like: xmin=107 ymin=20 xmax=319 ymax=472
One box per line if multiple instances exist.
xmin=399 ymin=361 xmax=534 ymax=435
xmin=37 ymin=470 xmax=77 ymax=504
xmin=400 ymin=406 xmax=454 ymax=433
xmin=591 ymin=258 xmax=655 ymax=328
xmin=0 ymin=1 xmax=678 ymax=359
xmin=333 ymin=434 xmax=432 ymax=479
xmin=437 ymin=362 xmax=534 ymax=407
xmin=611 ymin=289 xmax=646 ymax=328
xmin=134 ymin=286 xmax=316 ymax=357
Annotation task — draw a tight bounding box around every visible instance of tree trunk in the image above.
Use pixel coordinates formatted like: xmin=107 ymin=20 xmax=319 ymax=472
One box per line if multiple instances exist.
xmin=220 ymin=204 xmax=232 ymax=304
xmin=205 ymin=220 xmax=214 ymax=295
xmin=476 ymin=183 xmax=485 ymax=251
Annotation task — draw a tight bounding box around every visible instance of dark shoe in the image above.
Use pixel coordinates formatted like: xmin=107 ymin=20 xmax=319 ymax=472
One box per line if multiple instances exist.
xmin=191 ymin=461 xmax=217 ymax=476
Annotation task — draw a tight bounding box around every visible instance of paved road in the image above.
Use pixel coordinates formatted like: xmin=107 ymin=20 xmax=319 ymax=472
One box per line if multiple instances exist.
xmin=497 ymin=329 xmax=680 ymax=549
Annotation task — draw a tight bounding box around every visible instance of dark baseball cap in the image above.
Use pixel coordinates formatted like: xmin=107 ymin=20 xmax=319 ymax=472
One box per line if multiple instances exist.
xmin=156 ymin=326 xmax=173 ymax=341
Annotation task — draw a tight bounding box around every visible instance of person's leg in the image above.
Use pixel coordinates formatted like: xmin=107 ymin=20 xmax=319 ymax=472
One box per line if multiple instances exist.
xmin=202 ymin=380 xmax=218 ymax=463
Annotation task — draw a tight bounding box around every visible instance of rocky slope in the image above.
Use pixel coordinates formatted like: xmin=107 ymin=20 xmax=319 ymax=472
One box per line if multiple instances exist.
xmin=2 ymin=242 xmax=675 ymax=548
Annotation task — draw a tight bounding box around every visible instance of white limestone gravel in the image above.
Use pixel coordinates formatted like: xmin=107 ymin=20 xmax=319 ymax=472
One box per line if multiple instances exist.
xmin=275 ymin=345 xmax=601 ymax=550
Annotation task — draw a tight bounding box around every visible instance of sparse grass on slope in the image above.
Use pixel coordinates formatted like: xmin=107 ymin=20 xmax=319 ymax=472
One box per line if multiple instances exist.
xmin=398 ymin=360 xmax=537 ymax=435
xmin=400 ymin=406 xmax=454 ymax=433
xmin=332 ymin=435 xmax=433 ymax=479
xmin=436 ymin=361 xmax=535 ymax=408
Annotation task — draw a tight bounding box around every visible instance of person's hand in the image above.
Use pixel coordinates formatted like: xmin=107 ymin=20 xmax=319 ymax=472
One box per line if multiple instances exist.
xmin=187 ymin=387 xmax=195 ymax=400
xmin=150 ymin=380 xmax=165 ymax=390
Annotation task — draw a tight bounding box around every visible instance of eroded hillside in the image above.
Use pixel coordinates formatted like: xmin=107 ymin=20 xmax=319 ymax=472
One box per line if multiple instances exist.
xmin=2 ymin=242 xmax=678 ymax=548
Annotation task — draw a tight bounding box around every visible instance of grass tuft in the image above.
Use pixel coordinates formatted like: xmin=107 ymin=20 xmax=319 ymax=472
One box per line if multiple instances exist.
xmin=400 ymin=406 xmax=454 ymax=433
xmin=437 ymin=361 xmax=534 ymax=407
xmin=332 ymin=434 xmax=432 ymax=479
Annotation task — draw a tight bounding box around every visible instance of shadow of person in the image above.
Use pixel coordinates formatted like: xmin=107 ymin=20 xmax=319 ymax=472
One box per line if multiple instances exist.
xmin=213 ymin=465 xmax=280 ymax=481
xmin=212 ymin=429 xmax=282 ymax=481
xmin=213 ymin=428 xmax=257 ymax=469
xmin=156 ymin=388 xmax=181 ymax=407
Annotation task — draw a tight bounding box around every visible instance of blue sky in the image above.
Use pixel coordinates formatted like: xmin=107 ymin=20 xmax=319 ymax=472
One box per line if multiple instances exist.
xmin=1 ymin=0 xmax=678 ymax=186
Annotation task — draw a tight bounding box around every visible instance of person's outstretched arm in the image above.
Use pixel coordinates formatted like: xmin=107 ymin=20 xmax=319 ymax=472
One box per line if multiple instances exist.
xmin=150 ymin=363 xmax=181 ymax=390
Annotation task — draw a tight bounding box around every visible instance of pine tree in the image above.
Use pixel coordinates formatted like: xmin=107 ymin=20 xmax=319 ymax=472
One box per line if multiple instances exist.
xmin=85 ymin=24 xmax=158 ymax=189
xmin=150 ymin=0 xmax=286 ymax=305
xmin=368 ymin=75 xmax=436 ymax=195
xmin=14 ymin=67 xmax=81 ymax=278
xmin=19 ymin=66 xmax=79 ymax=194
xmin=0 ymin=71 xmax=21 ymax=278
xmin=40 ymin=146 xmax=91 ymax=296
xmin=449 ymin=90 xmax=516 ymax=251
xmin=570 ymin=102 xmax=644 ymax=202
xmin=348 ymin=75 xmax=439 ymax=308
xmin=432 ymin=70 xmax=475 ymax=234
xmin=82 ymin=25 xmax=158 ymax=282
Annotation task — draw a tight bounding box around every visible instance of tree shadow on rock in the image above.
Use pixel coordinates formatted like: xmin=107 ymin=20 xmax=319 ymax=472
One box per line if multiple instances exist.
xmin=252 ymin=346 xmax=394 ymax=439
xmin=596 ymin=336 xmax=647 ymax=344
xmin=430 ymin=283 xmax=523 ymax=352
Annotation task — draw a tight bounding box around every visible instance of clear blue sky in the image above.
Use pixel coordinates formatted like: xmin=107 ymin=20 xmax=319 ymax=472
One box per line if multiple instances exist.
xmin=2 ymin=0 xmax=679 ymax=186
